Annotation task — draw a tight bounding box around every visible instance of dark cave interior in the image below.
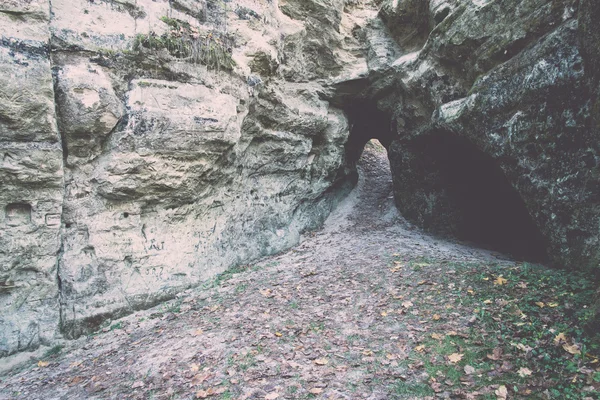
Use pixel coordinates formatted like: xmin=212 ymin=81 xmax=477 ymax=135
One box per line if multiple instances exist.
xmin=344 ymin=102 xmax=549 ymax=262
xmin=409 ymin=131 xmax=549 ymax=262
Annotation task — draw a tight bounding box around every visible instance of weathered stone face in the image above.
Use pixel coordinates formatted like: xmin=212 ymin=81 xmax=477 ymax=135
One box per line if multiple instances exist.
xmin=0 ymin=0 xmax=63 ymax=357
xmin=355 ymin=0 xmax=599 ymax=271
xmin=0 ymin=0 xmax=371 ymax=355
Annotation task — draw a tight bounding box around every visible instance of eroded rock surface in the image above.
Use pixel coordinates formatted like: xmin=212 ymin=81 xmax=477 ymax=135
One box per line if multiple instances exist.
xmin=1 ymin=0 xmax=376 ymax=356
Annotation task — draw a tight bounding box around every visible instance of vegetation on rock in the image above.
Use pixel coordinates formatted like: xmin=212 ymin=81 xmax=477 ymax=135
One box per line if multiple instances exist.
xmin=132 ymin=16 xmax=235 ymax=71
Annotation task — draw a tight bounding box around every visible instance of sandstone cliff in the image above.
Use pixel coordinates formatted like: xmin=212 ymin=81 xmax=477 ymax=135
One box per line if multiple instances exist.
xmin=1 ymin=0 xmax=598 ymax=357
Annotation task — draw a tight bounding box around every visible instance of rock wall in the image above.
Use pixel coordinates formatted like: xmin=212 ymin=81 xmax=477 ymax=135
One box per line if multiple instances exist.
xmin=2 ymin=0 xmax=600 ymax=357
xmin=0 ymin=0 xmax=375 ymax=356
xmin=354 ymin=0 xmax=600 ymax=271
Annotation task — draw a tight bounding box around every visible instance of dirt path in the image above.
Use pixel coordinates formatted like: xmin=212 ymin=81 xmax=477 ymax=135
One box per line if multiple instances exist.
xmin=0 ymin=144 xmax=552 ymax=399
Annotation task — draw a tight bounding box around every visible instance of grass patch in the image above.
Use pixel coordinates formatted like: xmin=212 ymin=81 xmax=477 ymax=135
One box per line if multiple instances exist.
xmin=399 ymin=257 xmax=600 ymax=399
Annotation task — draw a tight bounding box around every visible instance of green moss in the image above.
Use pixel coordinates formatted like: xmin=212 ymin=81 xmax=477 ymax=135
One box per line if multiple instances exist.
xmin=131 ymin=16 xmax=235 ymax=71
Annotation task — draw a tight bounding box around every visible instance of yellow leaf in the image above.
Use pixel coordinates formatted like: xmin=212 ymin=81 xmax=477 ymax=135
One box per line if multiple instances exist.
xmin=493 ymin=276 xmax=508 ymax=286
xmin=548 ymin=302 xmax=559 ymax=308
xmin=495 ymin=385 xmax=508 ymax=399
xmin=518 ymin=367 xmax=532 ymax=377
xmin=193 ymin=329 xmax=203 ymax=336
xmin=535 ymin=302 xmax=545 ymax=308
xmin=483 ymin=299 xmax=493 ymax=304
xmin=314 ymin=358 xmax=328 ymax=365
xmin=431 ymin=333 xmax=443 ymax=340
xmin=432 ymin=314 xmax=441 ymax=321
xmin=275 ymin=332 xmax=283 ymax=337
xmin=309 ymin=388 xmax=323 ymax=394
xmin=196 ymin=388 xmax=221 ymax=398
xmin=553 ymin=333 xmax=567 ymax=344
xmin=415 ymin=345 xmax=425 ymax=352
xmin=447 ymin=353 xmax=463 ymax=363
xmin=467 ymin=290 xmax=475 ymax=295
xmin=380 ymin=311 xmax=388 ymax=317
xmin=563 ymin=344 xmax=581 ymax=355
xmin=190 ymin=363 xmax=200 ymax=373
xmin=482 ymin=277 xmax=490 ymax=281
xmin=37 ymin=361 xmax=49 ymax=368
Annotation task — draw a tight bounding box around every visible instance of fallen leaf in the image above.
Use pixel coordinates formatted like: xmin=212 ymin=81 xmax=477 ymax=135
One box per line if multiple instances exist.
xmin=517 ymin=282 xmax=528 ymax=289
xmin=191 ymin=373 xmax=211 ymax=386
xmin=483 ymin=299 xmax=493 ymax=304
xmin=314 ymin=358 xmax=328 ymax=365
xmin=548 ymin=302 xmax=559 ymax=308
xmin=464 ymin=365 xmax=475 ymax=375
xmin=402 ymin=301 xmax=413 ymax=309
xmin=132 ymin=381 xmax=144 ymax=389
xmin=431 ymin=333 xmax=443 ymax=340
xmin=448 ymin=353 xmax=464 ymax=363
xmin=309 ymin=388 xmax=323 ymax=394
xmin=380 ymin=311 xmax=388 ymax=317
xmin=554 ymin=333 xmax=567 ymax=344
xmin=68 ymin=376 xmax=84 ymax=386
xmin=430 ymin=382 xmax=443 ymax=392
xmin=487 ymin=348 xmax=502 ymax=361
xmin=513 ymin=342 xmax=533 ymax=353
xmin=37 ymin=361 xmax=49 ymax=368
xmin=563 ymin=343 xmax=581 ymax=355
xmin=259 ymin=289 xmax=273 ymax=298
xmin=265 ymin=393 xmax=279 ymax=399
xmin=190 ymin=363 xmax=200 ymax=373
xmin=275 ymin=332 xmax=283 ymax=337
xmin=535 ymin=302 xmax=545 ymax=308
xmin=495 ymin=385 xmax=508 ymax=399
xmin=415 ymin=345 xmax=425 ymax=352
xmin=432 ymin=314 xmax=441 ymax=320
xmin=467 ymin=290 xmax=475 ymax=295
xmin=494 ymin=276 xmax=508 ymax=286
xmin=518 ymin=367 xmax=532 ymax=377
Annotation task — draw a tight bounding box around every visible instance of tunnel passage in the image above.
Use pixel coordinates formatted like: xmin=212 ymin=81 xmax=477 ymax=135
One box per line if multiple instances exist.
xmin=393 ymin=130 xmax=549 ymax=262
xmin=343 ymin=101 xmax=394 ymax=165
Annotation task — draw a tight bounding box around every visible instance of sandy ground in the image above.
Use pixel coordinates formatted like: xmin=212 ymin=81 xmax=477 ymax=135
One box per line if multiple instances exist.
xmin=0 ymin=142 xmax=518 ymax=400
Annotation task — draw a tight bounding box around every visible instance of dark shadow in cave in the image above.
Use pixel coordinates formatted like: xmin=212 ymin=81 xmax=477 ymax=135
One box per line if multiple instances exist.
xmin=344 ymin=101 xmax=394 ymax=165
xmin=342 ymin=100 xmax=549 ymax=262
xmin=408 ymin=130 xmax=550 ymax=263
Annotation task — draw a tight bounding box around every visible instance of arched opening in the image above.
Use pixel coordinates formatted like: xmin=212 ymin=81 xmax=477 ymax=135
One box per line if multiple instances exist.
xmin=343 ymin=101 xmax=394 ymax=166
xmin=341 ymin=100 xmax=549 ymax=262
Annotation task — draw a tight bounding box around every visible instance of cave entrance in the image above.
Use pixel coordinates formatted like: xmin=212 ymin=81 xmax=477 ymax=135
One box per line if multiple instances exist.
xmin=405 ymin=130 xmax=549 ymax=262
xmin=342 ymin=101 xmax=548 ymax=262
